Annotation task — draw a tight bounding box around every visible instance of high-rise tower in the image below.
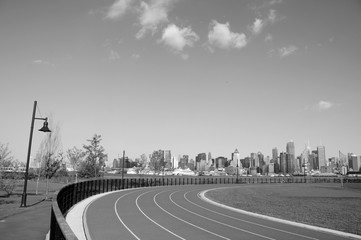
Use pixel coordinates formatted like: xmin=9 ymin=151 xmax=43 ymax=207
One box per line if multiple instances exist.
xmin=286 ymin=141 xmax=296 ymax=173
xmin=317 ymin=146 xmax=326 ymax=167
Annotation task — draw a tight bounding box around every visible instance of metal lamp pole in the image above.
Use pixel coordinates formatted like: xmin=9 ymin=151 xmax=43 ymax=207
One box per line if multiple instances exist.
xmin=122 ymin=150 xmax=125 ymax=189
xmin=20 ymin=101 xmax=51 ymax=207
xmin=236 ymin=163 xmax=239 ymax=184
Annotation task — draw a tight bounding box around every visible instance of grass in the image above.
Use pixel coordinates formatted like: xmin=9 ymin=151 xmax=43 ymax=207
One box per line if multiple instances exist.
xmin=206 ymin=183 xmax=361 ymax=235
xmin=0 ymin=179 xmax=65 ymax=220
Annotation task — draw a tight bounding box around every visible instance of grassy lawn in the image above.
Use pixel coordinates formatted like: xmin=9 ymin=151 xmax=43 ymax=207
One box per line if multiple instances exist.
xmin=206 ymin=183 xmax=361 ymax=235
xmin=0 ymin=180 xmax=66 ymax=219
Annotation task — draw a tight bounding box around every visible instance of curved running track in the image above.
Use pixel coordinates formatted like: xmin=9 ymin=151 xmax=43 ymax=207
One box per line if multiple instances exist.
xmin=84 ymin=185 xmax=355 ymax=240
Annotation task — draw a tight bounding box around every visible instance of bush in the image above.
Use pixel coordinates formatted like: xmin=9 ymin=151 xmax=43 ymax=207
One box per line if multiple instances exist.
xmin=0 ymin=178 xmax=18 ymax=197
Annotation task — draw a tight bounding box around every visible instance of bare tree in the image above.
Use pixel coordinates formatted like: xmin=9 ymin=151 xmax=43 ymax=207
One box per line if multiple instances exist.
xmin=66 ymin=146 xmax=84 ymax=171
xmin=36 ymin=121 xmax=62 ymax=198
xmin=0 ymin=142 xmax=15 ymax=167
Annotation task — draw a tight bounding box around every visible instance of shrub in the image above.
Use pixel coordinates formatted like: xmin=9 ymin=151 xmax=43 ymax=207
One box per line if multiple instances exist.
xmin=0 ymin=178 xmax=18 ymax=197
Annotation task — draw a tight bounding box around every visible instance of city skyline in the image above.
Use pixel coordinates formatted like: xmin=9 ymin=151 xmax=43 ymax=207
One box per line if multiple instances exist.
xmin=1 ymin=0 xmax=361 ymax=163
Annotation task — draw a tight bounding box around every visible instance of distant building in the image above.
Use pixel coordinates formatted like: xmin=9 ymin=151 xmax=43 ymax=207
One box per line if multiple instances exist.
xmin=317 ymin=146 xmax=326 ymax=167
xmin=351 ymin=154 xmax=360 ymax=171
xmin=215 ymin=157 xmax=227 ymax=169
xmin=241 ymin=157 xmax=251 ymax=169
xmin=164 ymin=150 xmax=172 ymax=168
xmin=230 ymin=149 xmax=240 ymax=168
xmin=196 ymin=153 xmax=206 ymax=171
xmin=272 ymin=147 xmax=278 ymax=164
xmin=172 ymin=156 xmax=178 ymax=169
xmin=286 ymin=141 xmax=296 ymax=173
xmin=280 ymin=152 xmax=287 ymax=175
xmin=309 ymin=151 xmax=317 ymax=170
xmin=250 ymin=153 xmax=259 ymax=168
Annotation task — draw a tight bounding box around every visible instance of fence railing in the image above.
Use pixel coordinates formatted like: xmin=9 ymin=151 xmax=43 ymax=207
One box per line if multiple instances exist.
xmin=49 ymin=176 xmax=359 ymax=240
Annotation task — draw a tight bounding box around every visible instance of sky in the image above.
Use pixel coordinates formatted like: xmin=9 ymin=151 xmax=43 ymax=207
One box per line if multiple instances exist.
xmin=1 ymin=0 xmax=361 ymax=165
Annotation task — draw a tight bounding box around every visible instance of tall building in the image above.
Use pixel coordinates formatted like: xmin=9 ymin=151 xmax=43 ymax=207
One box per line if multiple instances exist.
xmin=196 ymin=153 xmax=206 ymax=171
xmin=351 ymin=154 xmax=360 ymax=171
xmin=279 ymin=152 xmax=287 ymax=175
xmin=231 ymin=149 xmax=240 ymax=168
xmin=250 ymin=153 xmax=259 ymax=167
xmin=286 ymin=141 xmax=296 ymax=173
xmin=317 ymin=146 xmax=326 ymax=167
xmin=208 ymin=152 xmax=212 ymax=164
xmin=172 ymin=156 xmax=178 ymax=169
xmin=272 ymin=147 xmax=278 ymax=164
xmin=164 ymin=150 xmax=172 ymax=168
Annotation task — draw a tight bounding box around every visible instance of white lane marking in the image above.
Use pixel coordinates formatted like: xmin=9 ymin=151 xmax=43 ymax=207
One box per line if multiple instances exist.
xmin=153 ymin=190 xmax=231 ymax=240
xmin=199 ymin=188 xmax=361 ymax=240
xmin=114 ymin=190 xmax=142 ymax=240
xmin=184 ymin=189 xmax=319 ymax=240
xmin=135 ymin=190 xmax=186 ymax=240
xmin=168 ymin=190 xmax=276 ymax=240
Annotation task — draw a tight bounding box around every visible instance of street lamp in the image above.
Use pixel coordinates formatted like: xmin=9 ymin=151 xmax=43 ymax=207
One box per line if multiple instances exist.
xmin=20 ymin=101 xmax=51 ymax=207
xmin=236 ymin=162 xmax=239 ymax=184
xmin=122 ymin=150 xmax=125 ymax=189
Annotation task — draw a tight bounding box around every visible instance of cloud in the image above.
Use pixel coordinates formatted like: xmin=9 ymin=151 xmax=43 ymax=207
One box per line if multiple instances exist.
xmin=317 ymin=100 xmax=334 ymax=110
xmin=105 ymin=0 xmax=133 ymax=20
xmin=32 ymin=59 xmax=55 ymax=67
xmin=265 ymin=33 xmax=272 ymax=42
xmin=269 ymin=0 xmax=283 ymax=6
xmin=208 ymin=20 xmax=247 ymax=50
xmin=131 ymin=53 xmax=140 ymax=59
xmin=108 ymin=50 xmax=121 ymax=60
xmin=278 ymin=45 xmax=297 ymax=57
xmin=248 ymin=9 xmax=281 ymax=35
xmin=249 ymin=18 xmax=264 ymax=35
xmin=268 ymin=9 xmax=276 ymax=23
xmin=136 ymin=0 xmax=176 ymax=39
xmin=160 ymin=24 xmax=199 ymax=58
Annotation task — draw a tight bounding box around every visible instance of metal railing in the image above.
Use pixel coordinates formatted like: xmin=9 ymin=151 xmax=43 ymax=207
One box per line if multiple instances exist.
xmin=49 ymin=176 xmax=359 ymax=239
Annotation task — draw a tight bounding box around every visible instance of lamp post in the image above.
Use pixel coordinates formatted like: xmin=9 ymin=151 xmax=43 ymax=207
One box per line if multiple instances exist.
xmin=122 ymin=150 xmax=125 ymax=189
xmin=20 ymin=101 xmax=51 ymax=207
xmin=236 ymin=162 xmax=239 ymax=184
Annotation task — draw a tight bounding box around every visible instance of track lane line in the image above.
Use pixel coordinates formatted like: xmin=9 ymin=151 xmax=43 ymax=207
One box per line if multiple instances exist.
xmin=183 ymin=188 xmax=319 ymax=240
xmin=114 ymin=190 xmax=143 ymax=240
xmin=153 ymin=190 xmax=231 ymax=240
xmin=168 ymin=190 xmax=277 ymax=240
xmin=135 ymin=190 xmax=186 ymax=240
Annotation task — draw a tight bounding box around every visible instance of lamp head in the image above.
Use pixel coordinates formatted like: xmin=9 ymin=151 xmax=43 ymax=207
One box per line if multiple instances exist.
xmin=39 ymin=120 xmax=51 ymax=132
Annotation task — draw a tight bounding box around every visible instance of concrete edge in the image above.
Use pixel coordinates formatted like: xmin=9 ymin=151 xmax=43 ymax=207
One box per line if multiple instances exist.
xmin=199 ymin=187 xmax=361 ymax=240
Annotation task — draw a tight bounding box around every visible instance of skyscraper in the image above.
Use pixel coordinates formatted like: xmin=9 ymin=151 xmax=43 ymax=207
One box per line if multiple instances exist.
xmin=286 ymin=141 xmax=296 ymax=173
xmin=164 ymin=150 xmax=171 ymax=168
xmin=231 ymin=149 xmax=240 ymax=168
xmin=272 ymin=147 xmax=278 ymax=164
xmin=279 ymin=152 xmax=287 ymax=175
xmin=317 ymin=146 xmax=326 ymax=167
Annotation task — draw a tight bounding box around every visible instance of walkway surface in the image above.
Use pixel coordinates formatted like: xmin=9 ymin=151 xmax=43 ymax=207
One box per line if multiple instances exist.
xmin=0 ymin=198 xmax=53 ymax=240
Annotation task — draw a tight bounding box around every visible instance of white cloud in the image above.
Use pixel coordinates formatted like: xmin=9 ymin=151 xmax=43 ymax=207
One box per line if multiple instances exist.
xmin=269 ymin=0 xmax=283 ymax=6
xmin=249 ymin=18 xmax=264 ymax=35
xmin=32 ymin=59 xmax=55 ymax=67
xmin=136 ymin=0 xmax=176 ymax=39
xmin=265 ymin=33 xmax=272 ymax=42
xmin=108 ymin=50 xmax=121 ymax=60
xmin=208 ymin=20 xmax=247 ymax=50
xmin=317 ymin=100 xmax=334 ymax=110
xmin=160 ymin=24 xmax=199 ymax=57
xmin=131 ymin=53 xmax=140 ymax=59
xmin=278 ymin=45 xmax=297 ymax=57
xmin=105 ymin=0 xmax=133 ymax=20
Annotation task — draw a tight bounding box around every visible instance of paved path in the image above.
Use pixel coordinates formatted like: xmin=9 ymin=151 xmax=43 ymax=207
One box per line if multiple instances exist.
xmin=68 ymin=185 xmax=361 ymax=240
xmin=0 ymin=199 xmax=52 ymax=240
